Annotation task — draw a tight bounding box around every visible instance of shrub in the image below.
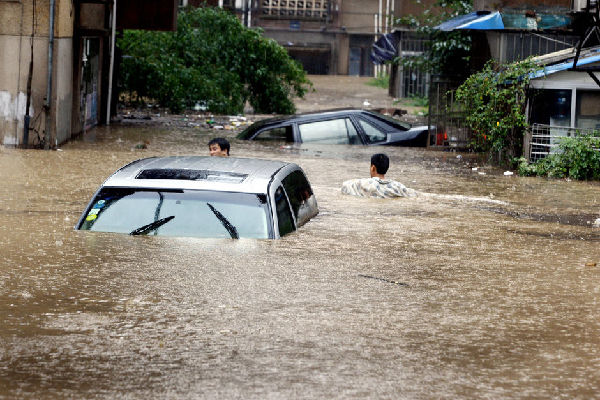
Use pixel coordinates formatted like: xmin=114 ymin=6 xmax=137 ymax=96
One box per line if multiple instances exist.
xmin=455 ymin=59 xmax=537 ymax=162
xmin=518 ymin=133 xmax=600 ymax=180
xmin=366 ymin=73 xmax=390 ymax=89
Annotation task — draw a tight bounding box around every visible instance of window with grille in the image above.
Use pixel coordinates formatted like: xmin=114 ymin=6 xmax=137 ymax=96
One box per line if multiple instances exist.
xmin=260 ymin=0 xmax=328 ymax=20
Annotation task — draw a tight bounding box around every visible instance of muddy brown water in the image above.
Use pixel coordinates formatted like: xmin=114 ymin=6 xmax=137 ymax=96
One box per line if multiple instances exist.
xmin=1 ymin=125 xmax=600 ymax=399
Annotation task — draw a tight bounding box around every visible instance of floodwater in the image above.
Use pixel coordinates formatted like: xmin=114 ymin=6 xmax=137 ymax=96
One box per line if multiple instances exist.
xmin=1 ymin=124 xmax=600 ymax=399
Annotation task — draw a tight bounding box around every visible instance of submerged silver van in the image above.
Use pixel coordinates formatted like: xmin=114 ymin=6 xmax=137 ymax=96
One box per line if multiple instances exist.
xmin=76 ymin=156 xmax=318 ymax=239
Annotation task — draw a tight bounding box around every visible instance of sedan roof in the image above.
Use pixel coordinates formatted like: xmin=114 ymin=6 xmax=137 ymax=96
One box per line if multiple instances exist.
xmin=103 ymin=156 xmax=291 ymax=193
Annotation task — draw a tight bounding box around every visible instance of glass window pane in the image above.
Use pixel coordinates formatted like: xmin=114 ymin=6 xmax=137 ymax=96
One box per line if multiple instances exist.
xmin=576 ymin=90 xmax=600 ymax=130
xmin=358 ymin=119 xmax=387 ymax=142
xmin=299 ymin=118 xmax=354 ymax=144
xmin=529 ymin=89 xmax=571 ymax=127
xmin=282 ymin=170 xmax=314 ymax=216
xmin=275 ymin=186 xmax=295 ymax=236
xmin=80 ymin=189 xmax=270 ymax=238
xmin=254 ymin=126 xmax=293 ymax=141
xmin=345 ymin=118 xmax=361 ymax=144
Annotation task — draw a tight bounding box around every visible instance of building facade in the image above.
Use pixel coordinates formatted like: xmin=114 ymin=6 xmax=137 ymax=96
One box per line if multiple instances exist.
xmin=0 ymin=0 xmax=177 ymax=148
xmin=253 ymin=0 xmax=431 ymax=76
xmin=184 ymin=0 xmax=433 ymax=76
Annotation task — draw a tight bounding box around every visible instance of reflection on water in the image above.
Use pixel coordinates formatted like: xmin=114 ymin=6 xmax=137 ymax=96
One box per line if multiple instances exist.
xmin=1 ymin=125 xmax=600 ymax=399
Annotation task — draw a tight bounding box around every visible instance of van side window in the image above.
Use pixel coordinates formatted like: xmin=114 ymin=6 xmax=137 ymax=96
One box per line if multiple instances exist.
xmin=282 ymin=170 xmax=318 ymax=227
xmin=282 ymin=170 xmax=312 ymax=218
xmin=275 ymin=186 xmax=295 ymax=237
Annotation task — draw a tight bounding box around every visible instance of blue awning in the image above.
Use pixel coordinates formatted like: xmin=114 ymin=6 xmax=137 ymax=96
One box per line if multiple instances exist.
xmin=435 ymin=11 xmax=505 ymax=31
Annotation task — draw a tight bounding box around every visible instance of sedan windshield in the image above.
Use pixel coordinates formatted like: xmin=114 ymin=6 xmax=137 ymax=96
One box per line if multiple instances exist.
xmin=78 ymin=188 xmax=271 ymax=239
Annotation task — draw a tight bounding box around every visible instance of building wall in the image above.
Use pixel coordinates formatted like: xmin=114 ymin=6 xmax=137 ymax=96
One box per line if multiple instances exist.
xmin=0 ymin=0 xmax=74 ymax=147
xmin=474 ymin=0 xmax=572 ymax=11
xmin=341 ymin=0 xmax=378 ymax=34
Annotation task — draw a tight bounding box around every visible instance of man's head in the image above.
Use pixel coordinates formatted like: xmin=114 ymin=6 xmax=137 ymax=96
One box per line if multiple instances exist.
xmin=208 ymin=137 xmax=230 ymax=157
xmin=370 ymin=153 xmax=389 ymax=178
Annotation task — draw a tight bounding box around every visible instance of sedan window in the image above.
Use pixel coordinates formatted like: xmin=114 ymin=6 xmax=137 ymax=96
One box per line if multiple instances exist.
xmin=254 ymin=126 xmax=293 ymax=141
xmin=358 ymin=119 xmax=387 ymax=143
xmin=298 ymin=118 xmax=360 ymax=144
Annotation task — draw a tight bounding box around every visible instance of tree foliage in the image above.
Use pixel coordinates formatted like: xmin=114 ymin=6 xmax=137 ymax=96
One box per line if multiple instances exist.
xmin=118 ymin=7 xmax=310 ymax=114
xmin=455 ymin=59 xmax=537 ymax=161
xmin=395 ymin=0 xmax=473 ymax=77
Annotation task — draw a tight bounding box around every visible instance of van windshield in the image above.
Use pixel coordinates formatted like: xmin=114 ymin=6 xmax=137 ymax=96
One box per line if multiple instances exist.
xmin=78 ymin=188 xmax=271 ymax=239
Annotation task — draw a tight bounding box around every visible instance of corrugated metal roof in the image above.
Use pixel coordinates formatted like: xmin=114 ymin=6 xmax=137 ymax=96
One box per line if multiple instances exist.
xmin=530 ymin=47 xmax=600 ymax=79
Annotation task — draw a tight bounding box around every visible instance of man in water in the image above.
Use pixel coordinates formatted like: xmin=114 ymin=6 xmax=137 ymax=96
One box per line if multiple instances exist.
xmin=341 ymin=153 xmax=416 ymax=198
xmin=208 ymin=137 xmax=230 ymax=157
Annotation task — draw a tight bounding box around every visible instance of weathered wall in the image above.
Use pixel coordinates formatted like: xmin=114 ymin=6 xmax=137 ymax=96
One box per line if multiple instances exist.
xmin=0 ymin=0 xmax=74 ymax=146
xmin=341 ymin=0 xmax=378 ymax=34
xmin=54 ymin=37 xmax=73 ymax=145
xmin=474 ymin=0 xmax=572 ymax=11
xmin=0 ymin=35 xmax=50 ymax=146
xmin=395 ymin=0 xmax=439 ymax=16
xmin=337 ymin=33 xmax=349 ymax=74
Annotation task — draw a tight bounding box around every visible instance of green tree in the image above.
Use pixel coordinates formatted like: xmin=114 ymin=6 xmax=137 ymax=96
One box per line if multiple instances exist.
xmin=118 ymin=7 xmax=310 ymax=114
xmin=395 ymin=0 xmax=473 ymax=77
xmin=455 ymin=59 xmax=537 ymax=162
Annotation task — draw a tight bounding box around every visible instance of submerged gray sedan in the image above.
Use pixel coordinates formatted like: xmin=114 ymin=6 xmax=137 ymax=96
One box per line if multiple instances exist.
xmin=237 ymin=109 xmax=431 ymax=147
xmin=76 ymin=156 xmax=318 ymax=239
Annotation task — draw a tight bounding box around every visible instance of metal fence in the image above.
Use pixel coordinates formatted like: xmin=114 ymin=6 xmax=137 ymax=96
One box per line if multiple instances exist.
xmin=428 ymin=78 xmax=472 ymax=149
xmin=526 ymin=123 xmax=599 ymax=162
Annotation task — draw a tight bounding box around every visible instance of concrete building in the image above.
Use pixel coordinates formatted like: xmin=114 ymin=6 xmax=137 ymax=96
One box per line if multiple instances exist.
xmin=182 ymin=0 xmax=435 ymax=76
xmin=428 ymin=0 xmax=600 ymax=150
xmin=0 ymin=0 xmax=177 ymax=148
xmin=254 ymin=0 xmax=433 ymax=76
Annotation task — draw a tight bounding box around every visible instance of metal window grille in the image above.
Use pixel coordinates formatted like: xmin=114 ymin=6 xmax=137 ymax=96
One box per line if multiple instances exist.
xmin=260 ymin=0 xmax=328 ymax=20
xmin=527 ymin=123 xmax=599 ymax=162
xmin=394 ymin=30 xmax=430 ymax=98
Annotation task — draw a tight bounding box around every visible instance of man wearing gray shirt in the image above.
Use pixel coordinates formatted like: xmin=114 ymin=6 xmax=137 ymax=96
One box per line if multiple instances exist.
xmin=341 ymin=153 xmax=416 ymax=199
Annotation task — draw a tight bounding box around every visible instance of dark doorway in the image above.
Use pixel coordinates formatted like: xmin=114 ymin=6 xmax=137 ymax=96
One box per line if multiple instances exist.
xmin=287 ymin=48 xmax=330 ymax=75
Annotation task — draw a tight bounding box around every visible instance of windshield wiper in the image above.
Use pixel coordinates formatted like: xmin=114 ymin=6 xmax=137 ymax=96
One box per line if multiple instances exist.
xmin=206 ymin=203 xmax=239 ymax=239
xmin=130 ymin=215 xmax=175 ymax=236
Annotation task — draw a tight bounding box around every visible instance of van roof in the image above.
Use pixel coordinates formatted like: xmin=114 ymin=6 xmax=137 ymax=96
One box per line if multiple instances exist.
xmin=102 ymin=156 xmax=292 ymax=193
